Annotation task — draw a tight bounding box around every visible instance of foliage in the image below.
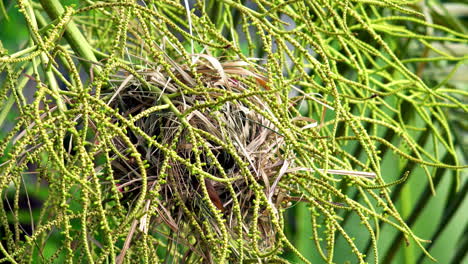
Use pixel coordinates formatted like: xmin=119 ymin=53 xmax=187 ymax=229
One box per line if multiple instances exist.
xmin=0 ymin=0 xmax=466 ymax=263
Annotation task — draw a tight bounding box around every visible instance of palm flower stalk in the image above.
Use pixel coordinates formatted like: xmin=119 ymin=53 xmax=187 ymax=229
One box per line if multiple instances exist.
xmin=0 ymin=0 xmax=466 ymax=263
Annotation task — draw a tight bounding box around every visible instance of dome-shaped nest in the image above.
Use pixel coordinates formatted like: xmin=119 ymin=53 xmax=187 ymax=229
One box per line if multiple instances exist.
xmin=107 ymin=56 xmax=291 ymax=261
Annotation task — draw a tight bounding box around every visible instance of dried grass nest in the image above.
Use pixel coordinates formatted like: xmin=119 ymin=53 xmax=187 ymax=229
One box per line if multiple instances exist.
xmin=107 ymin=55 xmax=293 ymax=257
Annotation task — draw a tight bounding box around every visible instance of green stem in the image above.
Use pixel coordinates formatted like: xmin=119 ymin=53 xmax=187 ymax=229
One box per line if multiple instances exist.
xmin=38 ymin=0 xmax=101 ymax=76
xmin=24 ymin=0 xmax=65 ymax=111
xmin=401 ymin=183 xmax=415 ymax=264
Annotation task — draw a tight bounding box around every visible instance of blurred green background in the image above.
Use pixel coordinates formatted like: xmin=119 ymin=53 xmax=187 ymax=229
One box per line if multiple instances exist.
xmin=1 ymin=0 xmax=467 ymax=263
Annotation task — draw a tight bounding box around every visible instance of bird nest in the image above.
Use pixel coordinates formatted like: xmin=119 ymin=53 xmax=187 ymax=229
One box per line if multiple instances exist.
xmin=107 ymin=55 xmax=291 ymax=260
